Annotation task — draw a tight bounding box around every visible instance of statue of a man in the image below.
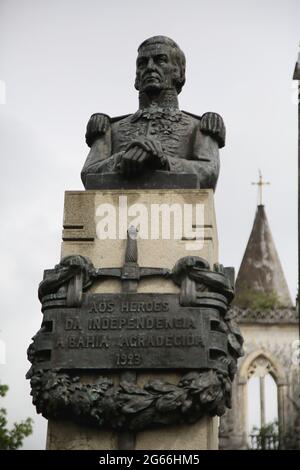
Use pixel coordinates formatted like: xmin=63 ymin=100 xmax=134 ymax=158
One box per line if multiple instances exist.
xmin=81 ymin=36 xmax=225 ymax=189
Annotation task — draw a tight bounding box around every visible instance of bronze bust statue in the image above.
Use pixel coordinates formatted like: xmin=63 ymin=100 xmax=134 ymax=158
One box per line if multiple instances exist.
xmin=81 ymin=36 xmax=225 ymax=190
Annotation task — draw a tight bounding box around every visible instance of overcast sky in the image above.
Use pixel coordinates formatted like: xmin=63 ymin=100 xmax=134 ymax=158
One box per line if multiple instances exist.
xmin=0 ymin=0 xmax=299 ymax=449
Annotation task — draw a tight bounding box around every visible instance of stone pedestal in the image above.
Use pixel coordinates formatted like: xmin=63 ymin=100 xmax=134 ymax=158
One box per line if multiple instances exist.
xmin=46 ymin=189 xmax=219 ymax=450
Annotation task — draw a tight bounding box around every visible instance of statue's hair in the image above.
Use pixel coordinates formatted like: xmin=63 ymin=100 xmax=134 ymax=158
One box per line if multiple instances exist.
xmin=137 ymin=36 xmax=186 ymax=93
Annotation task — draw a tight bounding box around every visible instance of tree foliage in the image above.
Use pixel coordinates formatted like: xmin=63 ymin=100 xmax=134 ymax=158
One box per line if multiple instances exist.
xmin=0 ymin=384 xmax=33 ymax=450
xmin=250 ymin=420 xmax=279 ymax=450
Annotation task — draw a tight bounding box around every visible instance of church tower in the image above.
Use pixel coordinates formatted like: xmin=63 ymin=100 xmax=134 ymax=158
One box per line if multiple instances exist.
xmin=219 ymin=177 xmax=299 ymax=450
xmin=234 ymin=202 xmax=293 ymax=309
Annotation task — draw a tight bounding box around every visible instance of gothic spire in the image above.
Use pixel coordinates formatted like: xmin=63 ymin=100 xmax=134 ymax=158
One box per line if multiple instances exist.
xmin=234 ymin=203 xmax=293 ymax=309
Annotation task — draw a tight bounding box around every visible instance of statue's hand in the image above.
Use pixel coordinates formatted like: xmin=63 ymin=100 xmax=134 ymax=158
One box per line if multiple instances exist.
xmin=119 ymin=143 xmax=151 ymax=177
xmin=85 ymin=113 xmax=110 ymax=147
xmin=119 ymin=138 xmax=169 ymax=177
xmin=200 ymin=112 xmax=226 ymax=148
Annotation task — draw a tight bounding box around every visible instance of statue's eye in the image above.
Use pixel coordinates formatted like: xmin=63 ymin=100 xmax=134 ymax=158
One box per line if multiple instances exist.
xmin=137 ymin=58 xmax=147 ymax=67
xmin=156 ymin=55 xmax=168 ymax=63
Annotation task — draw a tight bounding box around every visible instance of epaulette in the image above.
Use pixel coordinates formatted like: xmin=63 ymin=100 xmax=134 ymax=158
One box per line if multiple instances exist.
xmin=110 ymin=114 xmax=132 ymax=123
xmin=183 ymin=110 xmax=226 ymax=148
xmin=182 ymin=110 xmax=202 ymax=120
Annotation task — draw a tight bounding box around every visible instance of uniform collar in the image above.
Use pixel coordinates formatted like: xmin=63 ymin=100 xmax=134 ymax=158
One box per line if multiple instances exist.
xmin=131 ymin=105 xmax=182 ymax=123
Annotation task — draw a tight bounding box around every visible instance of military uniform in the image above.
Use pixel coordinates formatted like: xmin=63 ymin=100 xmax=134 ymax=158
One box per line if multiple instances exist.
xmin=81 ymin=106 xmax=225 ymax=190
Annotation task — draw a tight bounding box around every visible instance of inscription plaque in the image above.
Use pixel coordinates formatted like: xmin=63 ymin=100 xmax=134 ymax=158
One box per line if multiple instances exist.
xmin=34 ymin=293 xmax=228 ymax=372
xmin=27 ymin=251 xmax=243 ymax=431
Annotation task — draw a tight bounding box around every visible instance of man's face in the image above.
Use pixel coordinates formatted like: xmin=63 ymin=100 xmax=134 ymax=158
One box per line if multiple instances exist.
xmin=135 ymin=43 xmax=180 ymax=94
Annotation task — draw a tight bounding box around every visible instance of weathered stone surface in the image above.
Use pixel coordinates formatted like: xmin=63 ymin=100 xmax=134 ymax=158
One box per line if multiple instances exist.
xmin=234 ymin=205 xmax=293 ymax=308
xmin=231 ymin=306 xmax=298 ymax=324
xmin=136 ymin=416 xmax=219 ymax=450
xmin=219 ymin=321 xmax=300 ymax=449
xmin=62 ymin=189 xmax=218 ymax=279
xmin=44 ymin=189 xmax=222 ymax=449
xmin=28 ymin=221 xmax=241 ymax=440
xmin=220 ymin=203 xmax=299 ymax=450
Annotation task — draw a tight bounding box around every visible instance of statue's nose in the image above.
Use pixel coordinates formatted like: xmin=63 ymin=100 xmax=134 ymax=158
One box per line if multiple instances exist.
xmin=146 ymin=57 xmax=155 ymax=70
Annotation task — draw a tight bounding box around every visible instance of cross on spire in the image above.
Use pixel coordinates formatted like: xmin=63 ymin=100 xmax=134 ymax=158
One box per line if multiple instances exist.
xmin=251 ymin=170 xmax=270 ymax=206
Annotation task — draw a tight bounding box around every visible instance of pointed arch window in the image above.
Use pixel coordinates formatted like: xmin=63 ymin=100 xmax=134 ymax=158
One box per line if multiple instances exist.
xmin=247 ymin=355 xmax=279 ymax=449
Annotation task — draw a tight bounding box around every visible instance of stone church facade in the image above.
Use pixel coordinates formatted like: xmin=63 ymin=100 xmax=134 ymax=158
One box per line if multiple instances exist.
xmin=219 ymin=204 xmax=300 ymax=450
